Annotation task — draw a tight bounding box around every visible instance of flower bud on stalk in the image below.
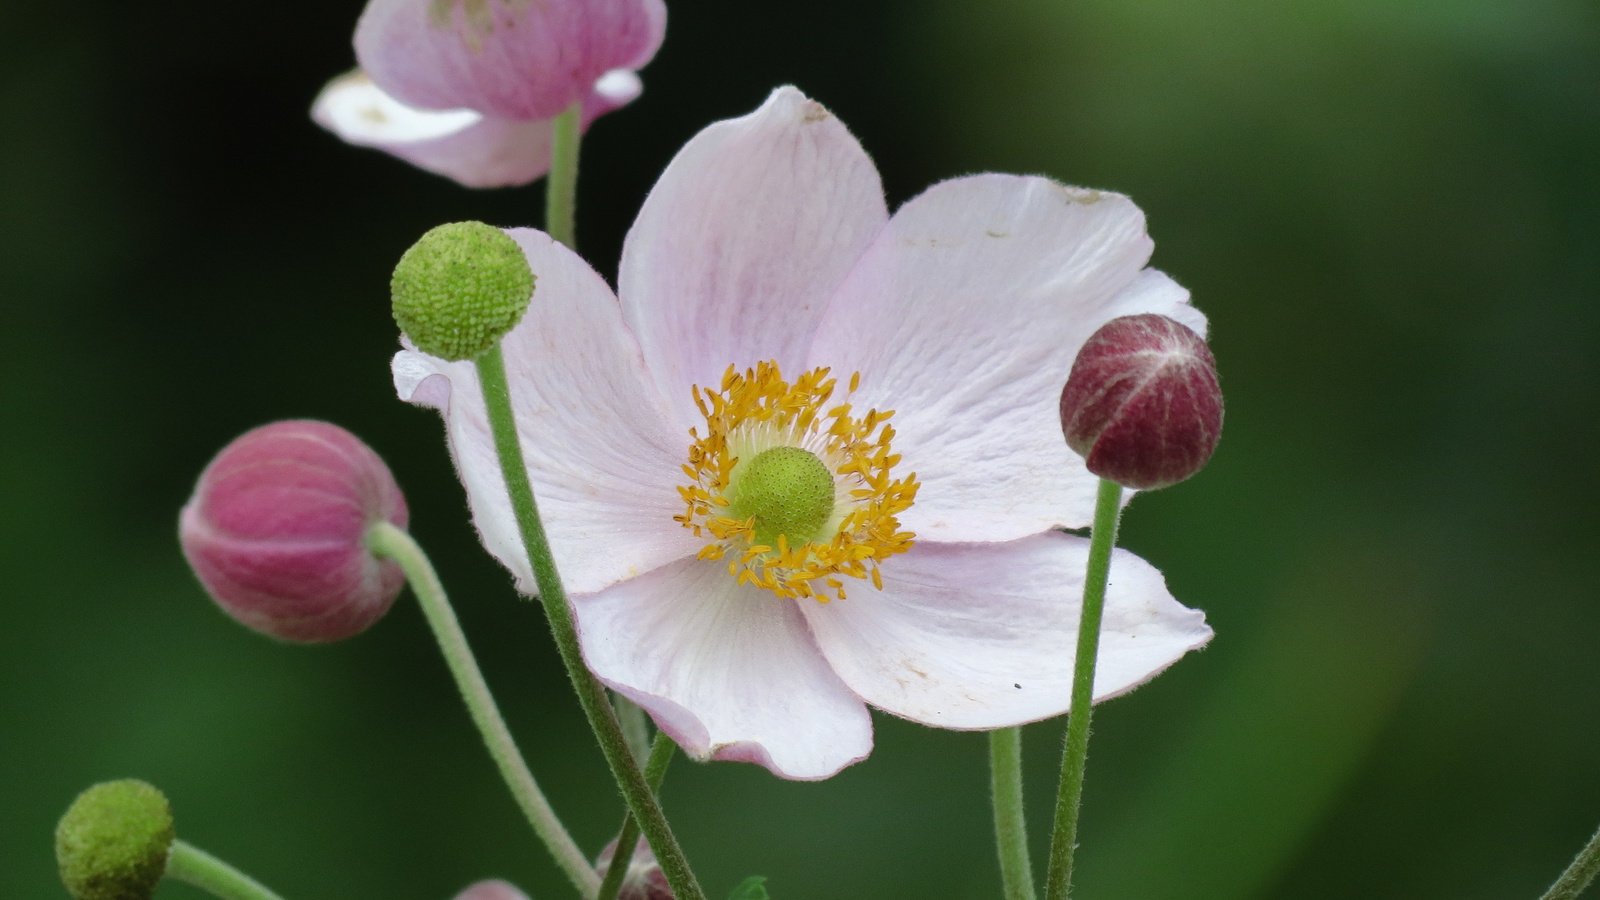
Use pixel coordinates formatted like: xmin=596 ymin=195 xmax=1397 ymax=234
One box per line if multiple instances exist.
xmin=597 ymin=838 xmax=675 ymax=900
xmin=178 ymin=420 xmax=409 ymax=642
xmin=1059 ymin=314 xmax=1223 ymax=490
xmin=392 ymin=221 xmax=534 ymax=361
xmin=56 ymin=779 xmax=174 ymax=900
xmin=451 ymin=881 xmax=532 ymax=900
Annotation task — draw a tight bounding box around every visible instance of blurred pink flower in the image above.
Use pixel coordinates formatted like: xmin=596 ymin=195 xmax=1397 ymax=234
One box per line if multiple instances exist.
xmin=395 ymin=87 xmax=1213 ymax=779
xmin=451 ymin=880 xmax=530 ymax=900
xmin=313 ymin=0 xmax=665 ymax=187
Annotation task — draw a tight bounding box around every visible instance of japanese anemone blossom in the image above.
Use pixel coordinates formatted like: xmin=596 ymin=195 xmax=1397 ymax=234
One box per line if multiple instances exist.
xmin=312 ymin=0 xmax=666 ymax=187
xmin=394 ymin=87 xmax=1214 ymax=779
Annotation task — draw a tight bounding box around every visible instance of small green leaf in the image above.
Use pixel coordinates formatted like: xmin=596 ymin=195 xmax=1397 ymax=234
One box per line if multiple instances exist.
xmin=727 ymin=875 xmax=770 ymax=900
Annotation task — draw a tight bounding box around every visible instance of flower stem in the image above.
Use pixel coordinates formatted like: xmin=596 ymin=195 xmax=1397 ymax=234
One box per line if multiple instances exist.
xmin=614 ymin=692 xmax=652 ymax=765
xmin=164 ymin=840 xmax=284 ymax=900
xmin=596 ymin=734 xmax=679 ymax=900
xmin=366 ymin=521 xmax=599 ymax=898
xmin=1541 ymin=819 xmax=1600 ymax=900
xmin=1044 ymin=478 xmax=1125 ymax=900
xmin=545 ymin=103 xmax=582 ymax=249
xmin=991 ymin=726 xmax=1037 ymax=900
xmin=475 ymin=345 xmax=706 ymax=900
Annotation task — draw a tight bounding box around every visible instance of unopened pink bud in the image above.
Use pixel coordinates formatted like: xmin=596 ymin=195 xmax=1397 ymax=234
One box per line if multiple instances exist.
xmin=451 ymin=880 xmax=531 ymax=900
xmin=178 ymin=420 xmax=409 ymax=642
xmin=1059 ymin=314 xmax=1223 ymax=490
xmin=597 ymin=838 xmax=673 ymax=900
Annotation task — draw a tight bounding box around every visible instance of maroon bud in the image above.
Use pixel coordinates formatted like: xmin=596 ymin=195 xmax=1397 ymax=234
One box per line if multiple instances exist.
xmin=596 ymin=838 xmax=674 ymax=900
xmin=178 ymin=420 xmax=409 ymax=642
xmin=1059 ymin=314 xmax=1223 ymax=490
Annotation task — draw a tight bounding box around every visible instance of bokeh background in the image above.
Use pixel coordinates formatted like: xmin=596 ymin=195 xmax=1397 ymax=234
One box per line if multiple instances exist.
xmin=5 ymin=0 xmax=1598 ymax=897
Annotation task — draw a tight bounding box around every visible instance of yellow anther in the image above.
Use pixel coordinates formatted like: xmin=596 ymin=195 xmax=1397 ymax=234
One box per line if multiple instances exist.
xmin=674 ymin=361 xmax=918 ymax=602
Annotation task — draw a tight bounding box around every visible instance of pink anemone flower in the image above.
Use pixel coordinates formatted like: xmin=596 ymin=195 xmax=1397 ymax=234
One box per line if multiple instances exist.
xmin=394 ymin=87 xmax=1214 ymax=779
xmin=313 ymin=0 xmax=666 ymax=188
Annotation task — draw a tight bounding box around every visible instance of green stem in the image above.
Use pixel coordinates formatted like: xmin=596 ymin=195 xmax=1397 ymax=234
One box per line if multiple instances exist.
xmin=545 ymin=103 xmax=582 ymax=249
xmin=475 ymin=346 xmax=706 ymax=900
xmin=991 ymin=726 xmax=1037 ymax=900
xmin=1541 ymin=819 xmax=1600 ymax=900
xmin=366 ymin=521 xmax=599 ymax=898
xmin=596 ymin=734 xmax=679 ymax=900
xmin=614 ymin=692 xmax=652 ymax=766
xmin=1044 ymin=478 xmax=1125 ymax=900
xmin=164 ymin=840 xmax=284 ymax=900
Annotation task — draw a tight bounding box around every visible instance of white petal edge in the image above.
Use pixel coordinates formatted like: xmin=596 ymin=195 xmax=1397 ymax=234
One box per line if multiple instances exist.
xmin=312 ymin=69 xmax=642 ymax=188
xmin=801 ymin=532 xmax=1212 ymax=729
xmin=807 ymin=175 xmax=1205 ymax=536
xmin=618 ymin=86 xmax=889 ymax=428
xmin=575 ymin=556 xmax=874 ymax=780
xmin=392 ymin=229 xmax=701 ymax=596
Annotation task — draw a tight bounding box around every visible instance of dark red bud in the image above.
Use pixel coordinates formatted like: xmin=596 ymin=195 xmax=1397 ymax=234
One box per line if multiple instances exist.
xmin=1059 ymin=314 xmax=1223 ymax=490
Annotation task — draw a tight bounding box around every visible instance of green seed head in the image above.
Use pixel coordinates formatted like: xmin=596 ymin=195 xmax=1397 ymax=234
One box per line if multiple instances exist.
xmin=56 ymin=780 xmax=175 ymax=900
xmin=391 ymin=221 xmax=534 ymax=361
xmin=729 ymin=447 xmax=836 ymax=548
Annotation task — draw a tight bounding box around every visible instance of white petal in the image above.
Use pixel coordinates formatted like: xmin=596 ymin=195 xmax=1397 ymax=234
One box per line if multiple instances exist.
xmin=576 ymin=557 xmax=874 ymax=780
xmin=312 ymin=70 xmax=643 ymax=188
xmin=801 ymin=533 xmax=1212 ymax=729
xmin=618 ymin=86 xmax=889 ymax=427
xmin=808 ymin=175 xmax=1203 ymax=536
xmin=393 ymin=229 xmax=700 ymax=596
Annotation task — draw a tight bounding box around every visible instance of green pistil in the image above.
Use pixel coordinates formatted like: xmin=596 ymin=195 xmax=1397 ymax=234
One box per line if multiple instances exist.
xmin=728 ymin=447 xmax=835 ymax=549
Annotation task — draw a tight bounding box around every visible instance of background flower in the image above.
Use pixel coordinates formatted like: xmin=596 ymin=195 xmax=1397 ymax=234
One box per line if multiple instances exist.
xmin=396 ymin=88 xmax=1213 ymax=779
xmin=313 ymin=0 xmax=665 ymax=186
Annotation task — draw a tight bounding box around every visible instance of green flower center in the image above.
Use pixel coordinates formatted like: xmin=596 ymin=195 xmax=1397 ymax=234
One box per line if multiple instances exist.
xmin=727 ymin=446 xmax=835 ymax=550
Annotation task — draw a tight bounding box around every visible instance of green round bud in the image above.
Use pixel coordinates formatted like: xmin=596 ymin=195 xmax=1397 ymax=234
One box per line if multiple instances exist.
xmin=391 ymin=221 xmax=534 ymax=361
xmin=56 ymin=780 xmax=175 ymax=900
xmin=729 ymin=446 xmax=836 ymax=549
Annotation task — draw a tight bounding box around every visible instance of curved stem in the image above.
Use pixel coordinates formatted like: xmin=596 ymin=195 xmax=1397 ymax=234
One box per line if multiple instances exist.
xmin=165 ymin=840 xmax=284 ymax=900
xmin=544 ymin=103 xmax=582 ymax=249
xmin=367 ymin=521 xmax=600 ymax=897
xmin=1044 ymin=478 xmax=1125 ymax=900
xmin=596 ymin=734 xmax=679 ymax=900
xmin=1542 ymin=819 xmax=1600 ymax=900
xmin=991 ymin=726 xmax=1037 ymax=900
xmin=475 ymin=346 xmax=706 ymax=900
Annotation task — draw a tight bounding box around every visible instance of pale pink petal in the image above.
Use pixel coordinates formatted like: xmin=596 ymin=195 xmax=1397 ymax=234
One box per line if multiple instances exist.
xmin=807 ymin=176 xmax=1203 ymax=536
xmin=452 ymin=880 xmax=530 ymax=900
xmin=618 ymin=86 xmax=889 ymax=426
xmin=801 ymin=533 xmax=1212 ymax=729
xmin=356 ymin=0 xmax=665 ymax=120
xmin=393 ymin=229 xmax=700 ymax=596
xmin=575 ymin=556 xmax=874 ymax=780
xmin=313 ymin=69 xmax=642 ymax=188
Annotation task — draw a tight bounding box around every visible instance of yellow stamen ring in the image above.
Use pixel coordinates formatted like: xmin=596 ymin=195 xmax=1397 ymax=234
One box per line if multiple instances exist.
xmin=674 ymin=361 xmax=918 ymax=602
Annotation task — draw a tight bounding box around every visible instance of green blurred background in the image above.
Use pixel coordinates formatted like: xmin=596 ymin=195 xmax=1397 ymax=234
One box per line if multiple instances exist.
xmin=4 ymin=0 xmax=1598 ymax=897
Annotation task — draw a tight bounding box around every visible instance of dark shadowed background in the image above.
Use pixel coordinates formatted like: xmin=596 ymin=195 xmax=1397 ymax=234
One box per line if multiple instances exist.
xmin=4 ymin=1 xmax=1599 ymax=897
